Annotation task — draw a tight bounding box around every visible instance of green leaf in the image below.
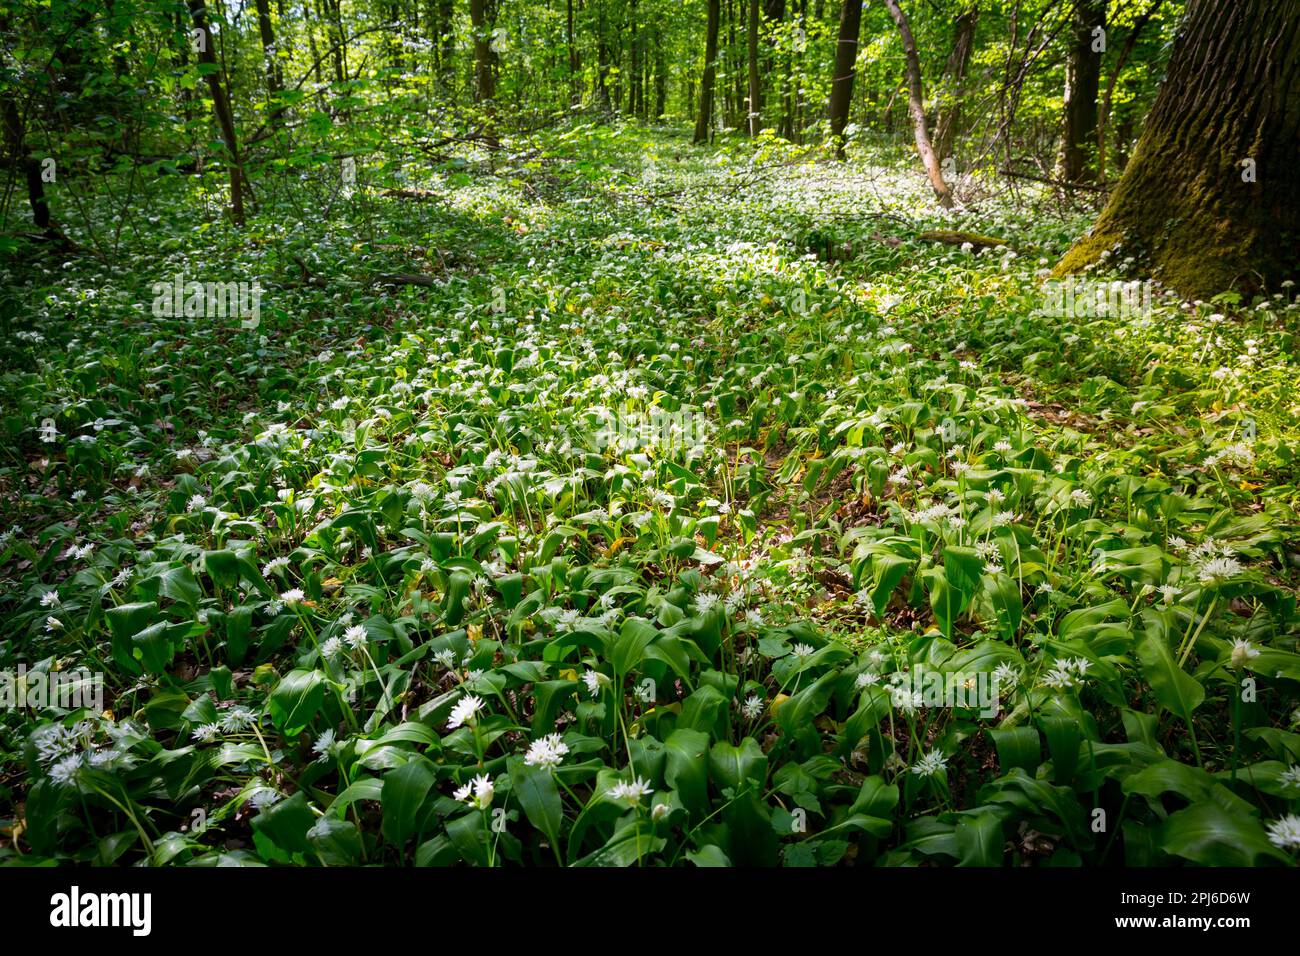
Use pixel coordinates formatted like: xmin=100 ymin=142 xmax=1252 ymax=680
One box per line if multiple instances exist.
xmin=988 ymin=726 xmax=1041 ymax=774
xmin=954 ymin=812 xmax=1004 ymax=866
xmin=267 ymin=669 xmax=326 ymax=736
xmin=707 ymin=737 xmax=768 ymax=791
xmin=381 ymin=758 xmax=437 ymax=848
xmin=1160 ymin=803 xmax=1288 ymax=866
xmin=1136 ymin=611 xmax=1204 ymax=723
xmin=609 ymin=616 xmax=657 ymax=675
xmin=508 ymin=757 xmax=564 ymax=851
xmin=251 ymin=791 xmax=315 ymax=862
xmin=664 ymin=728 xmax=710 ymax=818
xmin=307 ymin=816 xmax=364 ymax=866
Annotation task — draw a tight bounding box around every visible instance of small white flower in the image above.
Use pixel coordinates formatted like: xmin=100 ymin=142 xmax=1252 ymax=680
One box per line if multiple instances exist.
xmin=187 ymin=494 xmax=207 ymax=512
xmin=192 ymin=722 xmax=222 ymax=744
xmin=313 ymin=728 xmax=337 ymax=756
xmin=1266 ymin=815 xmax=1300 ymax=850
xmin=50 ymin=754 xmax=81 ymax=786
xmin=221 ymin=708 xmax=255 ymax=732
xmin=606 ymin=777 xmax=653 ymax=804
xmin=447 ymin=693 xmax=484 ymax=729
xmin=910 ymin=750 xmax=948 ymax=777
xmin=262 ymin=556 xmax=291 ymax=576
xmin=523 ymin=733 xmax=569 ymax=769
xmin=1197 ymin=556 xmax=1243 ymax=584
xmin=40 ymin=590 xmax=60 ymax=608
xmin=44 ymin=616 xmax=64 ymax=632
xmin=741 ymin=694 xmax=764 ymax=719
xmin=280 ymin=588 xmax=306 ymax=605
xmin=790 ymin=643 xmax=815 ymax=659
xmin=582 ymin=670 xmax=611 ymax=698
xmin=344 ymin=624 xmax=368 ymax=649
xmin=1279 ymin=765 xmax=1300 ymax=790
xmin=454 ymin=773 xmax=495 ymax=809
xmin=1230 ymin=638 xmax=1260 ymax=669
xmin=992 ymin=662 xmax=1018 ymax=686
xmin=321 ymin=636 xmax=344 ymax=658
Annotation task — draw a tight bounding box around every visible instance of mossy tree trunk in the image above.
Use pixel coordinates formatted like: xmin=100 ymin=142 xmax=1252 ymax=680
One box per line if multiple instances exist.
xmin=1055 ymin=0 xmax=1300 ymax=299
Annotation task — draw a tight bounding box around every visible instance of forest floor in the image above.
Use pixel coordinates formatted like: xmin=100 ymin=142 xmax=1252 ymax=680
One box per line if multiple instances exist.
xmin=2 ymin=125 xmax=1299 ymax=866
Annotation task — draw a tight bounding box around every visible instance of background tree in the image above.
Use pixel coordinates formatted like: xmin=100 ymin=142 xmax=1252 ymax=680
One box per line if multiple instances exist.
xmin=1060 ymin=0 xmax=1105 ymax=182
xmin=695 ymin=0 xmax=722 ymax=142
xmin=827 ymin=0 xmax=862 ymax=158
xmin=883 ymin=0 xmax=954 ymax=206
xmin=1055 ymin=0 xmax=1299 ymax=298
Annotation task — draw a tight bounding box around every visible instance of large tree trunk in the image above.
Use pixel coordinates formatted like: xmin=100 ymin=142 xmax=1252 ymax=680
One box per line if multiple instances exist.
xmin=932 ymin=4 xmax=979 ymax=167
xmin=188 ymin=0 xmax=247 ymax=225
xmin=883 ymin=0 xmax=954 ymax=207
xmin=694 ymin=0 xmax=722 ymax=143
xmin=1055 ymin=0 xmax=1300 ymax=298
xmin=827 ymin=0 xmax=862 ymax=159
xmin=746 ymin=0 xmax=761 ymax=135
xmin=1060 ymin=0 xmax=1106 ymax=182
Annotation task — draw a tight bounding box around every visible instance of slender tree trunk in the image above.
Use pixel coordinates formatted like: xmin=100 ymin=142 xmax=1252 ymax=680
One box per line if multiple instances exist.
xmin=1097 ymin=0 xmax=1161 ymax=184
xmin=470 ymin=0 xmax=497 ymax=104
xmin=567 ymin=0 xmax=580 ymax=103
xmin=652 ymin=24 xmax=667 ymax=118
xmin=434 ymin=0 xmax=455 ymax=84
xmin=630 ymin=0 xmax=641 ymax=116
xmin=1056 ymin=0 xmax=1300 ymax=298
xmin=694 ymin=0 xmax=722 ymax=142
xmin=883 ymin=0 xmax=954 ymax=207
xmin=827 ymin=0 xmax=862 ymax=159
xmin=746 ymin=0 xmax=761 ymax=135
xmin=1061 ymin=0 xmax=1105 ymax=182
xmin=1 ymin=95 xmax=52 ymax=231
xmin=253 ymin=0 xmax=285 ymax=129
xmin=188 ymin=0 xmax=247 ymax=225
xmin=932 ymin=4 xmax=979 ymax=166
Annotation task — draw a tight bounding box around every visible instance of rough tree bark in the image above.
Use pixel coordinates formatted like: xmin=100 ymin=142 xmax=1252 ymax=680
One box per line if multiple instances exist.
xmin=1061 ymin=0 xmax=1106 ymax=182
xmin=883 ymin=0 xmax=954 ymax=207
xmin=932 ymin=4 xmax=979 ymax=167
xmin=694 ymin=0 xmax=722 ymax=143
xmin=188 ymin=0 xmax=247 ymax=225
xmin=827 ymin=0 xmax=863 ymax=159
xmin=1055 ymin=0 xmax=1300 ymax=298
